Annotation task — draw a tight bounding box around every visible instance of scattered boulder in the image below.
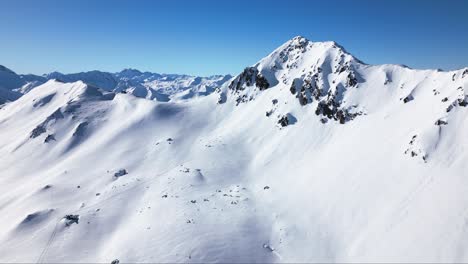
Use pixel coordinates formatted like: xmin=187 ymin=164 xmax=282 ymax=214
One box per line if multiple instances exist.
xmin=277 ymin=116 xmax=289 ymax=127
xmin=44 ymin=134 xmax=56 ymax=143
xmin=277 ymin=113 xmax=297 ymax=127
xmin=111 ymin=259 xmax=120 ymax=264
xmin=403 ymin=94 xmax=414 ymax=103
xmin=114 ymin=169 xmax=128 ymax=177
xmin=264 ymin=186 xmax=270 ymax=190
xmin=435 ymin=119 xmax=448 ymax=126
xmin=64 ymin=214 xmax=79 ymax=226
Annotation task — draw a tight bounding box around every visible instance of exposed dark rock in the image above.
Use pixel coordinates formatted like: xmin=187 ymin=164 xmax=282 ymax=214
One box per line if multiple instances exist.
xmin=64 ymin=214 xmax=79 ymax=226
xmin=315 ymin=100 xmax=360 ymax=124
xmin=298 ymin=91 xmax=308 ymax=106
xmin=72 ymin=122 xmax=88 ymax=137
xmin=229 ymin=67 xmax=271 ymax=92
xmin=277 ymin=113 xmax=297 ymax=127
xmin=256 ymin=74 xmax=270 ymax=90
xmin=228 ymin=67 xmax=257 ymax=91
xmin=403 ymin=94 xmax=414 ymax=103
xmin=435 ymin=119 xmax=448 ymax=126
xmin=463 ymin=69 xmax=468 ymax=78
xmin=29 ymin=108 xmax=64 ymax=139
xmin=44 ymin=134 xmax=56 ymax=143
xmin=290 ymin=81 xmax=297 ymax=95
xmin=114 ymin=169 xmax=128 ymax=177
xmin=446 ymin=104 xmax=454 ymax=113
xmin=111 ymin=259 xmax=120 ymax=264
xmin=441 ymin=97 xmax=448 ymax=102
xmin=347 ymin=72 xmax=358 ymax=87
xmin=217 ymin=92 xmax=226 ymax=104
xmin=235 ymin=94 xmax=248 ymax=105
xmin=459 ymin=97 xmax=468 ymax=107
xmin=30 ymin=125 xmax=46 ymax=139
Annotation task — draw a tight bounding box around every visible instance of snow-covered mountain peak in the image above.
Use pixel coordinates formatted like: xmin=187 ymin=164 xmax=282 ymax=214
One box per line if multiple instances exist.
xmin=1 ymin=37 xmax=468 ymax=263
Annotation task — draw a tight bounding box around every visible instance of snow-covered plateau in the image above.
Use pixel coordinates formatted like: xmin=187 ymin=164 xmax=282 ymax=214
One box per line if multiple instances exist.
xmin=1 ymin=36 xmax=468 ymax=262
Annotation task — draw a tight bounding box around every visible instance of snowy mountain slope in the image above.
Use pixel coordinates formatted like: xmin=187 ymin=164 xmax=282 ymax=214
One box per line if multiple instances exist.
xmin=0 ymin=36 xmax=468 ymax=263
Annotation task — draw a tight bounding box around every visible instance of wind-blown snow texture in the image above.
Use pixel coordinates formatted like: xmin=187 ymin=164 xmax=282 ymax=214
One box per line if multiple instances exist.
xmin=1 ymin=36 xmax=468 ymax=263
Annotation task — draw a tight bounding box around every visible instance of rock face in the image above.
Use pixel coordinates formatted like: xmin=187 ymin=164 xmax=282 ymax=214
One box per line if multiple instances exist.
xmin=223 ymin=36 xmax=367 ymax=124
xmin=228 ymin=67 xmax=270 ymax=92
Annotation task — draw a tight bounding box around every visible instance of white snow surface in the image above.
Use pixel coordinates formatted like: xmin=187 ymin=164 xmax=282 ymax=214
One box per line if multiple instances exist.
xmin=1 ymin=36 xmax=468 ymax=262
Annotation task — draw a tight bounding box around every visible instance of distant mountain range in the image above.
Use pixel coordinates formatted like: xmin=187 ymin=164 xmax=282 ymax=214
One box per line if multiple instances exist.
xmin=0 ymin=65 xmax=231 ymax=104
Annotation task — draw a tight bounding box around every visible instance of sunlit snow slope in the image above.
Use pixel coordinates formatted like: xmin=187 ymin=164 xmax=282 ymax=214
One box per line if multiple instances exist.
xmin=0 ymin=36 xmax=468 ymax=263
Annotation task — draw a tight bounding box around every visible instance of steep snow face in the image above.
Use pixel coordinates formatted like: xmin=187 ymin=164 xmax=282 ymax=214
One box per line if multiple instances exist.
xmin=1 ymin=37 xmax=468 ymax=263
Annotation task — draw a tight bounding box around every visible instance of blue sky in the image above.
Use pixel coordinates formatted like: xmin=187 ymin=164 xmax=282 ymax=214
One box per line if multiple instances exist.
xmin=0 ymin=0 xmax=467 ymax=76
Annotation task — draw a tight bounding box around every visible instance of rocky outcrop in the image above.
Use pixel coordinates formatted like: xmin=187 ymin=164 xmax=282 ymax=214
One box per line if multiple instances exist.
xmin=228 ymin=67 xmax=270 ymax=92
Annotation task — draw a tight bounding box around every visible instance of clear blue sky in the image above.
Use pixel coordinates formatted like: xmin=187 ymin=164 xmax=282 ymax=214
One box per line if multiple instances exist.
xmin=0 ymin=0 xmax=467 ymax=76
